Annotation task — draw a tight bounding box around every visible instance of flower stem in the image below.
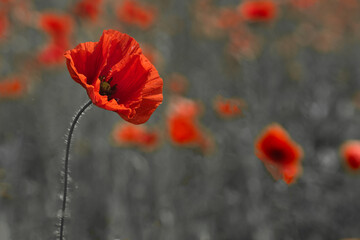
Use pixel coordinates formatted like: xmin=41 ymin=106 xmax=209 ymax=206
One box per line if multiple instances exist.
xmin=59 ymin=100 xmax=92 ymax=240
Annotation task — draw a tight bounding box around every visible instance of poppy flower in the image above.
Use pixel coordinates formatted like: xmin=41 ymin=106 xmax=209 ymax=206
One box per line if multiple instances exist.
xmin=64 ymin=29 xmax=163 ymax=124
xmin=116 ymin=0 xmax=157 ymax=29
xmin=238 ymin=0 xmax=277 ymax=22
xmin=168 ymin=115 xmax=201 ymax=144
xmin=112 ymin=122 xmax=160 ymax=150
xmin=38 ymin=42 xmax=68 ymax=65
xmin=213 ymin=96 xmax=246 ymax=118
xmin=167 ymin=97 xmax=202 ymax=145
xmin=38 ymin=13 xmax=73 ymax=65
xmin=0 ymin=77 xmax=27 ymax=99
xmin=0 ymin=12 xmax=8 ymax=39
xmin=255 ymin=123 xmax=303 ymax=184
xmin=340 ymin=140 xmax=360 ymax=171
xmin=167 ymin=97 xmax=214 ymax=154
xmin=39 ymin=13 xmax=73 ymax=39
xmin=74 ymin=0 xmax=102 ymax=21
xmin=168 ymin=96 xmax=202 ymax=120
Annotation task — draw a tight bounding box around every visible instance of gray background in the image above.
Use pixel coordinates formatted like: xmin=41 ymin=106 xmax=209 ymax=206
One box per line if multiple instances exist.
xmin=0 ymin=0 xmax=360 ymax=239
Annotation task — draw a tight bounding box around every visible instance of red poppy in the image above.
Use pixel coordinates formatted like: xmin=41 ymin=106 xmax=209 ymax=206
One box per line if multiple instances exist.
xmin=166 ymin=97 xmax=214 ymax=154
xmin=238 ymin=0 xmax=277 ymax=22
xmin=255 ymin=123 xmax=303 ymax=184
xmin=168 ymin=115 xmax=201 ymax=144
xmin=167 ymin=97 xmax=202 ymax=145
xmin=38 ymin=42 xmax=68 ymax=65
xmin=0 ymin=77 xmax=26 ymax=98
xmin=38 ymin=13 xmax=73 ymax=65
xmin=39 ymin=13 xmax=73 ymax=39
xmin=74 ymin=0 xmax=102 ymax=21
xmin=0 ymin=13 xmax=8 ymax=39
xmin=214 ymin=96 xmax=246 ymax=118
xmin=340 ymin=141 xmax=360 ymax=171
xmin=167 ymin=96 xmax=202 ymax=120
xmin=112 ymin=122 xmax=159 ymax=150
xmin=116 ymin=0 xmax=157 ymax=29
xmin=64 ymin=29 xmax=163 ymax=124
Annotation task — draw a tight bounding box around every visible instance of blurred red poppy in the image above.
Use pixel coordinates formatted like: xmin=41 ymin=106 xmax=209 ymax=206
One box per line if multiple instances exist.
xmin=340 ymin=140 xmax=360 ymax=171
xmin=38 ymin=13 xmax=73 ymax=65
xmin=0 ymin=13 xmax=8 ymax=39
xmin=0 ymin=78 xmax=27 ymax=98
xmin=116 ymin=0 xmax=157 ymax=29
xmin=64 ymin=29 xmax=163 ymax=124
xmin=255 ymin=123 xmax=303 ymax=184
xmin=214 ymin=96 xmax=246 ymax=118
xmin=167 ymin=97 xmax=214 ymax=154
xmin=0 ymin=9 xmax=9 ymax=39
xmin=39 ymin=13 xmax=73 ymax=39
xmin=74 ymin=0 xmax=102 ymax=21
xmin=112 ymin=123 xmax=160 ymax=150
xmin=167 ymin=97 xmax=202 ymax=144
xmin=168 ymin=115 xmax=202 ymax=145
xmin=38 ymin=42 xmax=68 ymax=65
xmin=238 ymin=0 xmax=277 ymax=22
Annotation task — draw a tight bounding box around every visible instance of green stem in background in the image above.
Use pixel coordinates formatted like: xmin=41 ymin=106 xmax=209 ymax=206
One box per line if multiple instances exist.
xmin=59 ymin=100 xmax=92 ymax=240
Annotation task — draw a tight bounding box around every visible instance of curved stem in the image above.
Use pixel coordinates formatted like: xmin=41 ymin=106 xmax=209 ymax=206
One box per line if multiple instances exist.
xmin=59 ymin=100 xmax=92 ymax=240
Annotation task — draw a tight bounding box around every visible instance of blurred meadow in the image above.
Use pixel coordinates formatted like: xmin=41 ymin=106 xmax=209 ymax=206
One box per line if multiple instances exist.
xmin=1 ymin=0 xmax=360 ymax=239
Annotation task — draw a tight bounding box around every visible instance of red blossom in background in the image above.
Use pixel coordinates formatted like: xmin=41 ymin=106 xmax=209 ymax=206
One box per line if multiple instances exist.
xmin=168 ymin=114 xmax=201 ymax=145
xmin=340 ymin=141 xmax=360 ymax=172
xmin=112 ymin=122 xmax=160 ymax=151
xmin=39 ymin=13 xmax=73 ymax=40
xmin=0 ymin=12 xmax=9 ymax=39
xmin=38 ymin=43 xmax=68 ymax=65
xmin=238 ymin=0 xmax=277 ymax=22
xmin=167 ymin=97 xmax=214 ymax=154
xmin=38 ymin=13 xmax=74 ymax=65
xmin=74 ymin=0 xmax=103 ymax=21
xmin=0 ymin=77 xmax=27 ymax=99
xmin=255 ymin=123 xmax=303 ymax=184
xmin=116 ymin=0 xmax=157 ymax=29
xmin=64 ymin=29 xmax=163 ymax=124
xmin=213 ymin=96 xmax=246 ymax=119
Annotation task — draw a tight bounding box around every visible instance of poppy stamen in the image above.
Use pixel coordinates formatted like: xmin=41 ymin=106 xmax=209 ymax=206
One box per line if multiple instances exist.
xmin=99 ymin=75 xmax=115 ymax=97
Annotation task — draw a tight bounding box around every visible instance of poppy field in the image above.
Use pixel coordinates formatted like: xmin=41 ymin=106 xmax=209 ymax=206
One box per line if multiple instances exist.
xmin=1 ymin=0 xmax=360 ymax=239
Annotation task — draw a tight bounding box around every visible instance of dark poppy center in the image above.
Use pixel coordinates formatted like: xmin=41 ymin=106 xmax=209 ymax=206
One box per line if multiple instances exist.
xmin=99 ymin=81 xmax=112 ymax=96
xmin=99 ymin=76 xmax=117 ymax=99
xmin=268 ymin=148 xmax=286 ymax=162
